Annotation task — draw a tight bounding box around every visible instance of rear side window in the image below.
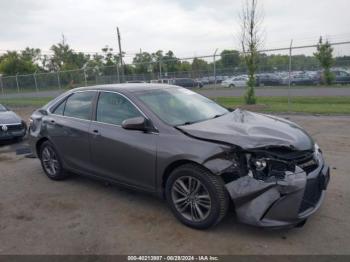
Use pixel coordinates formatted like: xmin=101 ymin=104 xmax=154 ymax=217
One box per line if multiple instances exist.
xmin=64 ymin=92 xmax=95 ymax=120
xmin=96 ymin=92 xmax=141 ymax=125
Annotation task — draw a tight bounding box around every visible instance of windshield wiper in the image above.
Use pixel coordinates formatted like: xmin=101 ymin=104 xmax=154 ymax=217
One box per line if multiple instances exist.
xmin=176 ymin=113 xmax=228 ymax=127
xmin=211 ymin=112 xmax=227 ymax=119
xmin=176 ymin=121 xmax=199 ymax=127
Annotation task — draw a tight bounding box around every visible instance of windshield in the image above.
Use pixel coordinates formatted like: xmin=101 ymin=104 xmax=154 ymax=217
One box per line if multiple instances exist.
xmin=136 ymin=88 xmax=228 ymax=126
xmin=0 ymin=104 xmax=7 ymax=112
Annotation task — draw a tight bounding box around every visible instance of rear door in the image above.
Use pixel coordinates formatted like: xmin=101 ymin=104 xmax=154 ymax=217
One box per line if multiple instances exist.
xmin=89 ymin=91 xmax=157 ymax=191
xmin=47 ymin=91 xmax=96 ymax=172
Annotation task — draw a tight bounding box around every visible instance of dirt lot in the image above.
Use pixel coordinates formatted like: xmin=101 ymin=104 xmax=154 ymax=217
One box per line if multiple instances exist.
xmin=0 ymin=107 xmax=350 ymax=255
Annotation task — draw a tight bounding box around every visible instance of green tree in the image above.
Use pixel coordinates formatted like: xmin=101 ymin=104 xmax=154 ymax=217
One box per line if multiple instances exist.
xmin=192 ymin=58 xmax=209 ymax=78
xmin=133 ymin=52 xmax=153 ymax=74
xmin=151 ymin=50 xmax=164 ymax=75
xmin=0 ymin=51 xmax=37 ymax=75
xmin=314 ymin=37 xmax=334 ymax=85
xmin=21 ymin=48 xmax=42 ymax=64
xmin=220 ymin=50 xmax=240 ymax=68
xmin=335 ymin=56 xmax=350 ymax=67
xmin=163 ymin=50 xmax=180 ymax=73
xmin=177 ymin=61 xmax=191 ymax=73
xmin=240 ymin=0 xmax=263 ymax=104
xmin=100 ymin=46 xmax=122 ymax=76
xmin=48 ymin=36 xmax=90 ymax=71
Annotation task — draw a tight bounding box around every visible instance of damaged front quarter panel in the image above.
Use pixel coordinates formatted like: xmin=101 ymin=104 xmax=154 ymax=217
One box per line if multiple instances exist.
xmin=177 ymin=109 xmax=329 ymax=228
xmin=220 ymin=146 xmax=326 ymax=227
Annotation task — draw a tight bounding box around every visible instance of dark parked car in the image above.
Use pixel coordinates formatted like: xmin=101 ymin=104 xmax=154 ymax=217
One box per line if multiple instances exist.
xmin=173 ymin=78 xmax=203 ymax=88
xmin=0 ymin=104 xmax=27 ymax=141
xmin=290 ymin=72 xmax=320 ymax=85
xmin=332 ymin=70 xmax=350 ymax=84
xmin=29 ymin=84 xmax=330 ymax=229
xmin=256 ymin=73 xmax=281 ymax=86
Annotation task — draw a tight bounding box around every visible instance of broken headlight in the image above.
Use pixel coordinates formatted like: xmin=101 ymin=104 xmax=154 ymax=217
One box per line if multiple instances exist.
xmin=248 ymin=155 xmax=296 ymax=180
xmin=313 ymin=143 xmax=322 ymax=164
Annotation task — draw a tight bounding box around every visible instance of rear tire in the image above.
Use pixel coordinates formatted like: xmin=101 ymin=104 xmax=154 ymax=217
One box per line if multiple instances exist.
xmin=165 ymin=164 xmax=229 ymax=229
xmin=39 ymin=141 xmax=68 ymax=180
xmin=229 ymin=84 xmax=235 ymax=88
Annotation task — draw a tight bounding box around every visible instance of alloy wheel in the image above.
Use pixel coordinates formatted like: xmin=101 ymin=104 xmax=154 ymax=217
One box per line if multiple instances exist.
xmin=41 ymin=146 xmax=59 ymax=176
xmin=171 ymin=176 xmax=212 ymax=222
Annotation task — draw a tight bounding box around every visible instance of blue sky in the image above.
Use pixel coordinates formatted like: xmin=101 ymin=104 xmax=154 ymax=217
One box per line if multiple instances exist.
xmin=0 ymin=0 xmax=349 ymax=59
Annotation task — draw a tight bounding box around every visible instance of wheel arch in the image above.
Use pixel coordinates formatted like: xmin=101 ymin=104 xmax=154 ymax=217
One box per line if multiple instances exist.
xmin=35 ymin=137 xmax=50 ymax=157
xmin=161 ymin=159 xmax=204 ymax=198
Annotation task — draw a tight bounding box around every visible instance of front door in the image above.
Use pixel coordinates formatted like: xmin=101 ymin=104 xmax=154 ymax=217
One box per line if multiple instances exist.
xmin=89 ymin=91 xmax=157 ymax=192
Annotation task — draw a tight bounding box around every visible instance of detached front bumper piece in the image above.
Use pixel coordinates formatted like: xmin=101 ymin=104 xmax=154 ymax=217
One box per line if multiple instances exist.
xmin=225 ymin=155 xmax=330 ymax=228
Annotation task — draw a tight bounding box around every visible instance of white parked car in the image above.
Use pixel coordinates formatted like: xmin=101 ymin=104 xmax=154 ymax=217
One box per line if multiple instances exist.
xmin=221 ymin=75 xmax=248 ymax=87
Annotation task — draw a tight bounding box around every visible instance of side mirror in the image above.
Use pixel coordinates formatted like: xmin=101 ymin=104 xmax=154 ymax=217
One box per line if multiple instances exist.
xmin=38 ymin=109 xmax=48 ymax=116
xmin=122 ymin=117 xmax=151 ymax=132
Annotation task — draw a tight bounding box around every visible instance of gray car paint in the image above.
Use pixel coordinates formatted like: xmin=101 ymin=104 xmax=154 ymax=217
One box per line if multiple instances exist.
xmin=177 ymin=109 xmax=314 ymax=151
xmin=28 ymin=84 xmax=329 ymax=228
xmin=0 ymin=110 xmax=22 ymax=124
xmin=0 ymin=107 xmax=26 ymax=140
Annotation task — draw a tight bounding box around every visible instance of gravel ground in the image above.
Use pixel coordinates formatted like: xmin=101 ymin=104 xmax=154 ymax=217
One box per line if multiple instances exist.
xmin=0 ymin=109 xmax=349 ymax=255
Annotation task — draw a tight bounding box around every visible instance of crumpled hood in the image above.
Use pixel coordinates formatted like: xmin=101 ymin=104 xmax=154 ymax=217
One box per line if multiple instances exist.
xmin=178 ymin=109 xmax=314 ymax=150
xmin=0 ymin=111 xmax=22 ymax=125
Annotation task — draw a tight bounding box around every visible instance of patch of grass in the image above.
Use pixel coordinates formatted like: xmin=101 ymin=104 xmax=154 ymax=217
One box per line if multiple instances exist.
xmin=217 ymin=96 xmax=350 ymax=114
xmin=0 ymin=97 xmax=53 ymax=107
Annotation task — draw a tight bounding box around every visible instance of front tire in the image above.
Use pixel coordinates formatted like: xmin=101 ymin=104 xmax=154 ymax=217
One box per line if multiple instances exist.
xmin=165 ymin=164 xmax=229 ymax=229
xmin=39 ymin=141 xmax=68 ymax=180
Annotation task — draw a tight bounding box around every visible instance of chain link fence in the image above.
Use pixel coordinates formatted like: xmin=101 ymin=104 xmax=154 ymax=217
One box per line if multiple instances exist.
xmin=1 ymin=42 xmax=350 ymax=97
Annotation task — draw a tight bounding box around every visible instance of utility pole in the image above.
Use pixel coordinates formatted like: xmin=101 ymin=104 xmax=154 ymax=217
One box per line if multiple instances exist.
xmin=33 ymin=71 xmax=38 ymax=92
xmin=61 ymin=33 xmax=66 ymax=45
xmin=159 ymin=58 xmax=162 ymax=79
xmin=15 ymin=73 xmax=20 ymax=93
xmin=0 ymin=75 xmax=4 ymax=96
xmin=288 ymin=39 xmax=293 ymax=112
xmin=57 ymin=71 xmax=61 ymax=89
xmin=213 ymin=48 xmax=218 ymax=101
xmin=116 ymin=27 xmax=124 ymax=82
xmin=139 ymin=48 xmax=144 ymax=81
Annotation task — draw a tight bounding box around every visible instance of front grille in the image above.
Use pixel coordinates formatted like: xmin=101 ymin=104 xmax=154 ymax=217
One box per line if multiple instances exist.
xmin=267 ymin=149 xmax=318 ymax=175
xmin=0 ymin=124 xmax=23 ymax=132
xmin=299 ymin=176 xmax=323 ymax=213
xmin=294 ymin=153 xmax=318 ymax=174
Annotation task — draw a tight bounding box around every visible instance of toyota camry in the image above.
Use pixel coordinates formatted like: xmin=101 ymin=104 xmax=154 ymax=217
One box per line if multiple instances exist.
xmin=28 ymin=84 xmax=330 ymax=229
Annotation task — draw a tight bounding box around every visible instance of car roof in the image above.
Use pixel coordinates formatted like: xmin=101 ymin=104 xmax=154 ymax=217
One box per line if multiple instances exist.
xmin=70 ymin=83 xmax=178 ymax=94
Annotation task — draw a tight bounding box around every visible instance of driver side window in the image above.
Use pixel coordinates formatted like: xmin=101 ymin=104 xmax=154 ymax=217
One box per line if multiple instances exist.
xmin=96 ymin=92 xmax=142 ymax=126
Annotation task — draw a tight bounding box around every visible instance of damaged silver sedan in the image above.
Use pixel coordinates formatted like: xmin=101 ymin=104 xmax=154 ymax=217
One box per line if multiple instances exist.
xmin=29 ymin=84 xmax=330 ymax=229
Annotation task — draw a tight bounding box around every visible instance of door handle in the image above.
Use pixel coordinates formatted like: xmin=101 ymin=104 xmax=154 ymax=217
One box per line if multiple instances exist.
xmin=92 ymin=129 xmax=100 ymax=136
xmin=46 ymin=118 xmax=55 ymax=124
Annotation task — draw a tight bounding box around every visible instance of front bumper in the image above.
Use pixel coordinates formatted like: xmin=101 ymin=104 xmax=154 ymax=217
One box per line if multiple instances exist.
xmin=225 ymin=154 xmax=330 ymax=228
xmin=0 ymin=128 xmax=26 ymax=140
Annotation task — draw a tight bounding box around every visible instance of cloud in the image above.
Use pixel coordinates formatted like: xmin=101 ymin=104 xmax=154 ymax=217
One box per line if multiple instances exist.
xmin=0 ymin=0 xmax=349 ymax=59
